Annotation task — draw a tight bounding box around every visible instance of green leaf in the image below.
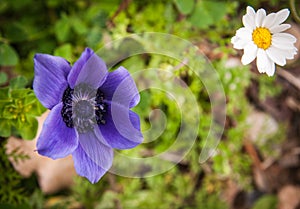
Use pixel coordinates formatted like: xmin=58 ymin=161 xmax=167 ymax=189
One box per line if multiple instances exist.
xmin=2 ymin=22 xmax=29 ymax=42
xmin=0 ymin=119 xmax=11 ymax=137
xmin=188 ymin=0 xmax=228 ymax=29
xmin=24 ymin=93 xmax=46 ymax=116
xmin=93 ymin=0 xmax=119 ymax=13
xmin=3 ymin=104 xmax=15 ymax=119
xmin=23 ymin=92 xmax=37 ymax=106
xmin=0 ymin=43 xmax=19 ymax=66
xmin=54 ymin=14 xmax=71 ymax=42
xmin=0 ymin=72 xmax=8 ymax=85
xmin=71 ymin=17 xmax=88 ymax=35
xmin=0 ymin=87 xmax=10 ymax=99
xmin=173 ymin=0 xmax=194 ymax=15
xmin=17 ymin=116 xmax=38 ymax=140
xmin=189 ymin=2 xmax=213 ymax=28
xmin=203 ymin=0 xmax=228 ymax=22
xmin=0 ymin=2 xmax=8 ymax=13
xmin=46 ymin=0 xmax=61 ymax=8
xmin=0 ymin=101 xmax=11 ymax=117
xmin=9 ymin=76 xmax=28 ymax=89
xmin=54 ymin=43 xmax=73 ymax=61
xmin=10 ymin=88 xmax=31 ymax=98
xmin=0 ymin=203 xmax=32 ymax=209
xmin=252 ymin=195 xmax=278 ymax=209
xmin=86 ymin=27 xmax=102 ymax=48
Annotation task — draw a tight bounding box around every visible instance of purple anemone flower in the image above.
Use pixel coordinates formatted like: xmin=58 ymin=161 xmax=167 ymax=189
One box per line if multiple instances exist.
xmin=33 ymin=47 xmax=143 ymax=183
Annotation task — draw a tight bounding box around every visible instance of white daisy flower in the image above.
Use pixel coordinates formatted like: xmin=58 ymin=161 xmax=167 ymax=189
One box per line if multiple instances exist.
xmin=231 ymin=6 xmax=298 ymax=76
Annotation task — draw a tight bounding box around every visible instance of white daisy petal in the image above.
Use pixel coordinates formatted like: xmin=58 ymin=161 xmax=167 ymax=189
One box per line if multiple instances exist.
xmin=241 ymin=42 xmax=258 ymax=65
xmin=266 ymin=46 xmax=287 ymax=66
xmin=235 ymin=27 xmax=252 ymax=40
xmin=255 ymin=8 xmax=266 ymax=27
xmin=270 ymin=24 xmax=291 ymax=33
xmin=256 ymin=49 xmax=268 ymax=73
xmin=246 ymin=6 xmax=256 ymax=16
xmin=275 ymin=8 xmax=290 ymax=25
xmin=272 ymin=36 xmax=296 ymax=50
xmin=231 ymin=36 xmax=248 ymax=49
xmin=231 ymin=35 xmax=239 ymax=44
xmin=266 ymin=59 xmax=276 ymax=76
xmin=293 ymin=48 xmax=298 ymax=55
xmin=243 ymin=16 xmax=254 ymax=30
xmin=272 ymin=33 xmax=297 ymax=43
xmin=277 ymin=48 xmax=296 ymax=60
xmin=283 ymin=48 xmax=297 ymax=59
xmin=256 ymin=49 xmax=276 ymax=76
xmin=262 ymin=13 xmax=276 ymax=28
xmin=243 ymin=8 xmax=256 ymax=30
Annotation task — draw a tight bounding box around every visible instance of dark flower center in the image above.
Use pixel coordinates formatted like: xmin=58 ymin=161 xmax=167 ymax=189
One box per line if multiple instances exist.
xmin=61 ymin=83 xmax=107 ymax=134
xmin=74 ymin=100 xmax=94 ymax=118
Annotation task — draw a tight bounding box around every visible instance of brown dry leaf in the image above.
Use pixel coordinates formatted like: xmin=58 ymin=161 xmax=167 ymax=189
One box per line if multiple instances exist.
xmin=278 ymin=185 xmax=300 ymax=209
xmin=252 ymin=165 xmax=284 ymax=193
xmin=221 ymin=179 xmax=241 ymax=208
xmin=6 ymin=111 xmax=76 ymax=194
xmin=246 ymin=109 xmax=278 ymax=143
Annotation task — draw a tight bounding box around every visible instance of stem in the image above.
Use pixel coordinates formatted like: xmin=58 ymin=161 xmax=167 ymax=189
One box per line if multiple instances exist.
xmin=277 ymin=67 xmax=300 ymax=91
xmin=290 ymin=0 xmax=300 ymax=23
xmin=107 ymin=0 xmax=132 ymax=28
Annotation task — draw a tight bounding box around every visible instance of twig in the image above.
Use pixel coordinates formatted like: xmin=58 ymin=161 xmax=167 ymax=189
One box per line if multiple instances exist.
xmin=243 ymin=140 xmax=262 ymax=170
xmin=286 ymin=96 xmax=300 ymax=111
xmin=111 ymin=0 xmax=131 ymax=20
xmin=277 ymin=67 xmax=300 ymax=91
xmin=290 ymin=0 xmax=300 ymax=24
xmin=107 ymin=0 xmax=131 ymax=28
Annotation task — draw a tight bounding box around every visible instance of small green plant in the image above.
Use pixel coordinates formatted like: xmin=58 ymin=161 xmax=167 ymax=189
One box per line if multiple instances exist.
xmin=0 ymin=139 xmax=28 ymax=205
xmin=0 ymin=76 xmax=45 ymax=139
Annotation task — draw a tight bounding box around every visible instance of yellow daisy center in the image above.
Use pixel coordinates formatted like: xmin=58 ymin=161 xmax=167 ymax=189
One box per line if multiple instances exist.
xmin=252 ymin=27 xmax=272 ymax=50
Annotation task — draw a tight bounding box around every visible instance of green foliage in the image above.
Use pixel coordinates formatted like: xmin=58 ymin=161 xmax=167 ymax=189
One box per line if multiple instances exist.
xmin=0 ymin=44 xmax=19 ymax=66
xmin=0 ymin=140 xmax=28 ymax=205
xmin=0 ymin=0 xmax=117 ymax=79
xmin=28 ymin=189 xmax=44 ymax=209
xmin=252 ymin=195 xmax=278 ymax=209
xmin=257 ymin=75 xmax=282 ymax=100
xmin=54 ymin=43 xmax=73 ymax=62
xmin=0 ymin=72 xmax=8 ymax=85
xmin=0 ymin=76 xmax=46 ymax=139
xmin=194 ymin=189 xmax=228 ymax=209
xmin=72 ymin=176 xmax=109 ymax=209
xmin=7 ymin=147 xmax=30 ymax=164
xmin=189 ymin=0 xmax=230 ymax=29
xmin=173 ymin=0 xmax=195 ymax=15
xmin=0 ymin=203 xmax=31 ymax=209
xmin=71 ymin=162 xmax=228 ymax=209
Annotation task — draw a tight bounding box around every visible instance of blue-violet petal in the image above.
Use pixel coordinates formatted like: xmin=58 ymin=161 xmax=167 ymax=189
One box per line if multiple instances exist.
xmin=72 ymin=144 xmax=109 ymax=184
xmin=37 ymin=103 xmax=78 ymax=159
xmin=78 ymin=129 xmax=113 ymax=172
xmin=99 ymin=104 xmax=143 ymax=149
xmin=67 ymin=48 xmax=108 ymax=89
xmin=101 ymin=66 xmax=140 ymax=108
xmin=33 ymin=54 xmax=71 ymax=109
